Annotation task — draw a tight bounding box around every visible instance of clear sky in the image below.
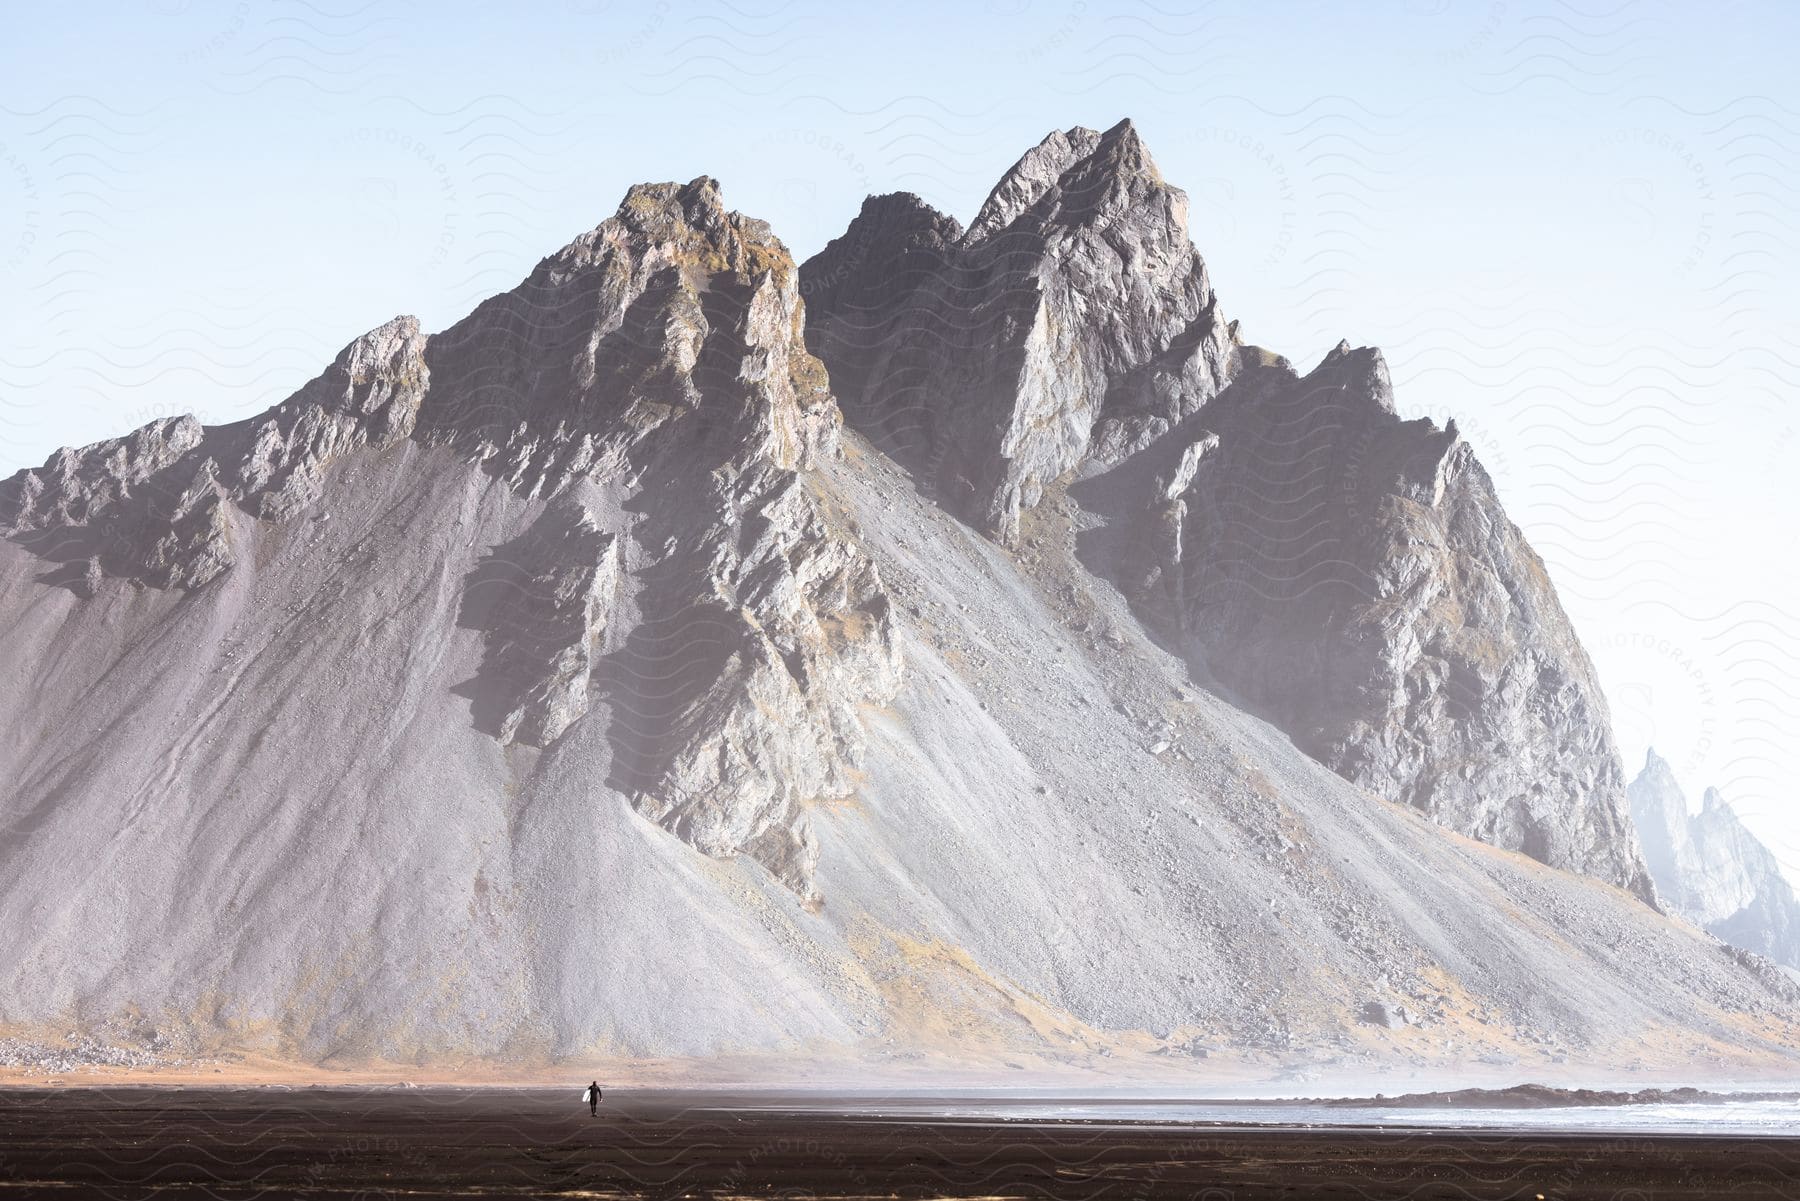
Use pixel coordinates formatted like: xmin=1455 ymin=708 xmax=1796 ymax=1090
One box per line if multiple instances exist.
xmin=5 ymin=0 xmax=1797 ymax=872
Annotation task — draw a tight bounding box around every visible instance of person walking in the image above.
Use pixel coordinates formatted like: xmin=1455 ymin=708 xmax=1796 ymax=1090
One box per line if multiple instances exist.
xmin=583 ymin=1080 xmax=602 ymax=1117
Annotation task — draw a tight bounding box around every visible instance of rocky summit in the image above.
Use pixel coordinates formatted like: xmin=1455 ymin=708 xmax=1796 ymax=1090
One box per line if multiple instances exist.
xmin=0 ymin=124 xmax=1794 ymax=1078
xmin=803 ymin=121 xmax=1236 ymax=546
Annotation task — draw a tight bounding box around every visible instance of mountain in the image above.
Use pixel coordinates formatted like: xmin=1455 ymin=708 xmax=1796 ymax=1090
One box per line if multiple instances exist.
xmin=0 ymin=126 xmax=1793 ymax=1077
xmin=801 ymin=119 xmax=1653 ymax=901
xmin=2 ymin=180 xmax=893 ymax=902
xmin=1629 ymin=750 xmax=1800 ymax=971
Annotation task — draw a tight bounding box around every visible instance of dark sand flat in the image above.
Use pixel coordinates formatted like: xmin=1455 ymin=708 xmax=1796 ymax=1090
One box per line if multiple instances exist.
xmin=2 ymin=1087 xmax=1798 ymax=1199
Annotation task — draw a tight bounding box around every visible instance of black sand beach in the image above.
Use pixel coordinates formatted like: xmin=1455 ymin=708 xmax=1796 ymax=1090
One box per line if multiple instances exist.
xmin=2 ymin=1086 xmax=1798 ymax=1199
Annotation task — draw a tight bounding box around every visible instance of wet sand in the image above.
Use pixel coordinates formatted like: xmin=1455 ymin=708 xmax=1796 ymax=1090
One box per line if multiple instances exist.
xmin=2 ymin=1086 xmax=1798 ymax=1199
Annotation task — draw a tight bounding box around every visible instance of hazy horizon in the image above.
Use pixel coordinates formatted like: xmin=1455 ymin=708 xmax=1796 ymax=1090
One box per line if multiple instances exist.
xmin=4 ymin=0 xmax=1796 ymax=874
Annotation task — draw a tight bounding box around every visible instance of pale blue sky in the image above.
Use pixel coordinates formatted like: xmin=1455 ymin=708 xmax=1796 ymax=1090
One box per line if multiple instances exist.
xmin=5 ymin=0 xmax=1798 ymax=867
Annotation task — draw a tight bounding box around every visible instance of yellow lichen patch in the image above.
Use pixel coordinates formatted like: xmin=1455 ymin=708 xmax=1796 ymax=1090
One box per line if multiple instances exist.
xmin=1242 ymin=764 xmax=1280 ymax=804
xmin=818 ymin=607 xmax=874 ymax=646
xmin=1583 ymin=1013 xmax=1800 ymax=1076
xmin=1405 ymin=964 xmax=1519 ymax=1049
xmin=1701 ymin=1003 xmax=1800 ymax=1050
xmin=788 ymin=349 xmax=832 ymax=400
xmin=1241 ymin=344 xmax=1286 ymax=368
xmin=1338 ymin=967 xmax=1520 ymax=1061
xmin=622 ymin=190 xmax=669 ymax=217
xmin=848 ymin=921 xmax=1120 ymax=1058
xmin=740 ymin=241 xmax=792 ymax=286
xmin=1271 ymin=801 xmax=1314 ymax=864
xmin=804 ymin=776 xmax=868 ymax=817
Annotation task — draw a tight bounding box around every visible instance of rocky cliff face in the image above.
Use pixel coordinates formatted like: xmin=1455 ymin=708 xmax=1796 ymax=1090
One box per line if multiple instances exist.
xmin=0 ymin=178 xmax=898 ymax=900
xmin=802 ymin=121 xmax=1652 ymax=900
xmin=802 ymin=119 xmax=1238 ymax=546
xmin=1630 ymin=751 xmax=1800 ymax=969
xmin=1127 ymin=342 xmax=1653 ymax=898
xmin=463 ymin=497 xmax=620 ymax=749
xmin=414 ymin=176 xmax=900 ymax=898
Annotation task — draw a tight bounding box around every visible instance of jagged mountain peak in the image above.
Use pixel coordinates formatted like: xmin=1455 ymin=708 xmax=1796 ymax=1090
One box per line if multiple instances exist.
xmin=1636 ymin=748 xmax=1688 ymax=799
xmin=1629 ymin=759 xmax=1800 ymax=970
xmin=549 ymin=175 xmax=794 ymax=290
xmin=624 ymin=174 xmax=725 ymax=217
xmin=802 ymin=117 xmax=1233 ymax=545
xmin=797 ymin=191 xmax=963 ymax=333
xmin=1304 ymin=339 xmax=1397 ymax=414
xmin=965 ymin=117 xmax=1161 ymax=245
xmin=849 ymin=188 xmax=963 ymax=237
xmin=418 ymin=174 xmax=839 ymax=491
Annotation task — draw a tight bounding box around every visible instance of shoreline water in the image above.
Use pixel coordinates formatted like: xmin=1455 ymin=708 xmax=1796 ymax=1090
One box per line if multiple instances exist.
xmin=3 ymin=1086 xmax=1798 ymax=1198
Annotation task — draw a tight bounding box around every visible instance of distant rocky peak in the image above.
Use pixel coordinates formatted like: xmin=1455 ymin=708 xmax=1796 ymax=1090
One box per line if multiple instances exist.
xmin=1628 ymin=753 xmax=1800 ymax=968
xmin=1642 ymin=746 xmax=1680 ymax=784
xmin=527 ymin=175 xmax=806 ymax=359
xmin=1633 ymin=749 xmax=1691 ymax=823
